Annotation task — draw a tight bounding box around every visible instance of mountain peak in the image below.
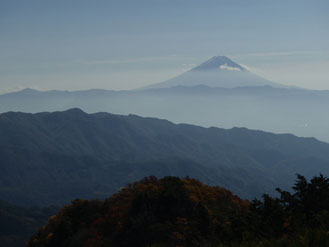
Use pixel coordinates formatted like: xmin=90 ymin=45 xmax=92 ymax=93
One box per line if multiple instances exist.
xmin=56 ymin=108 xmax=88 ymax=117
xmin=191 ymin=56 xmax=246 ymax=72
xmin=142 ymin=55 xmax=284 ymax=89
xmin=20 ymin=88 xmax=39 ymax=93
xmin=63 ymin=108 xmax=86 ymax=114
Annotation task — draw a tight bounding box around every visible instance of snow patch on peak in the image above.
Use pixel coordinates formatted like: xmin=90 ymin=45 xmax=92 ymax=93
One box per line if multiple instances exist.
xmin=219 ymin=63 xmax=241 ymax=71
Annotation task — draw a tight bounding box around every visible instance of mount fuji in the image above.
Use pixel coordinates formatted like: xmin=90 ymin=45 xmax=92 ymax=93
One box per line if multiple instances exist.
xmin=145 ymin=56 xmax=284 ymax=89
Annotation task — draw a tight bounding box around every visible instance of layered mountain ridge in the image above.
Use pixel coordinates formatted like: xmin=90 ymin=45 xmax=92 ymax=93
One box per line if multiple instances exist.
xmin=1 ymin=109 xmax=329 ymax=207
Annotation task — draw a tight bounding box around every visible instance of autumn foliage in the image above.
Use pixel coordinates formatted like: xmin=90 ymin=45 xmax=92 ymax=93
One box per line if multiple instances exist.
xmin=26 ymin=176 xmax=248 ymax=247
xmin=27 ymin=175 xmax=329 ymax=247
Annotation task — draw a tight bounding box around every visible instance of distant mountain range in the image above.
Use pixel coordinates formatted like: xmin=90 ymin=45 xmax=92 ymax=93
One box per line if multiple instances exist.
xmin=1 ymin=86 xmax=329 ymax=142
xmin=1 ymin=109 xmax=329 ymax=207
xmin=1 ymin=56 xmax=329 ymax=142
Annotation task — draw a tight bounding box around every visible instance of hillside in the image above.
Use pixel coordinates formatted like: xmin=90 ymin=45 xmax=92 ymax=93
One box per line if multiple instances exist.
xmin=27 ymin=175 xmax=329 ymax=247
xmin=27 ymin=176 xmax=249 ymax=247
xmin=1 ymin=109 xmax=329 ymax=206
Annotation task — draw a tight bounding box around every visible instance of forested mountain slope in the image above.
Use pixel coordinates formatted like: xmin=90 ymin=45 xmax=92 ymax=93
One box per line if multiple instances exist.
xmin=1 ymin=109 xmax=329 ymax=206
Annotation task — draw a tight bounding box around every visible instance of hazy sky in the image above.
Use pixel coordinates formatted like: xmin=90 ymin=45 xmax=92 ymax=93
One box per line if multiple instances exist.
xmin=1 ymin=0 xmax=329 ymax=93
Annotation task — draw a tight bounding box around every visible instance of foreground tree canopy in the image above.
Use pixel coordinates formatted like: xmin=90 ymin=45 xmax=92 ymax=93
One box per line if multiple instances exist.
xmin=28 ymin=175 xmax=329 ymax=247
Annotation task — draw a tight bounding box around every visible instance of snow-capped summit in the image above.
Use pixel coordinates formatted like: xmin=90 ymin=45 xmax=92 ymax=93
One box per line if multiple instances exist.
xmin=191 ymin=56 xmax=246 ymax=71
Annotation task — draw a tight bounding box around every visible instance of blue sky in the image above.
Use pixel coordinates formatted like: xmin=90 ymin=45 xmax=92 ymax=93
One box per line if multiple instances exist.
xmin=1 ymin=0 xmax=329 ymax=92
